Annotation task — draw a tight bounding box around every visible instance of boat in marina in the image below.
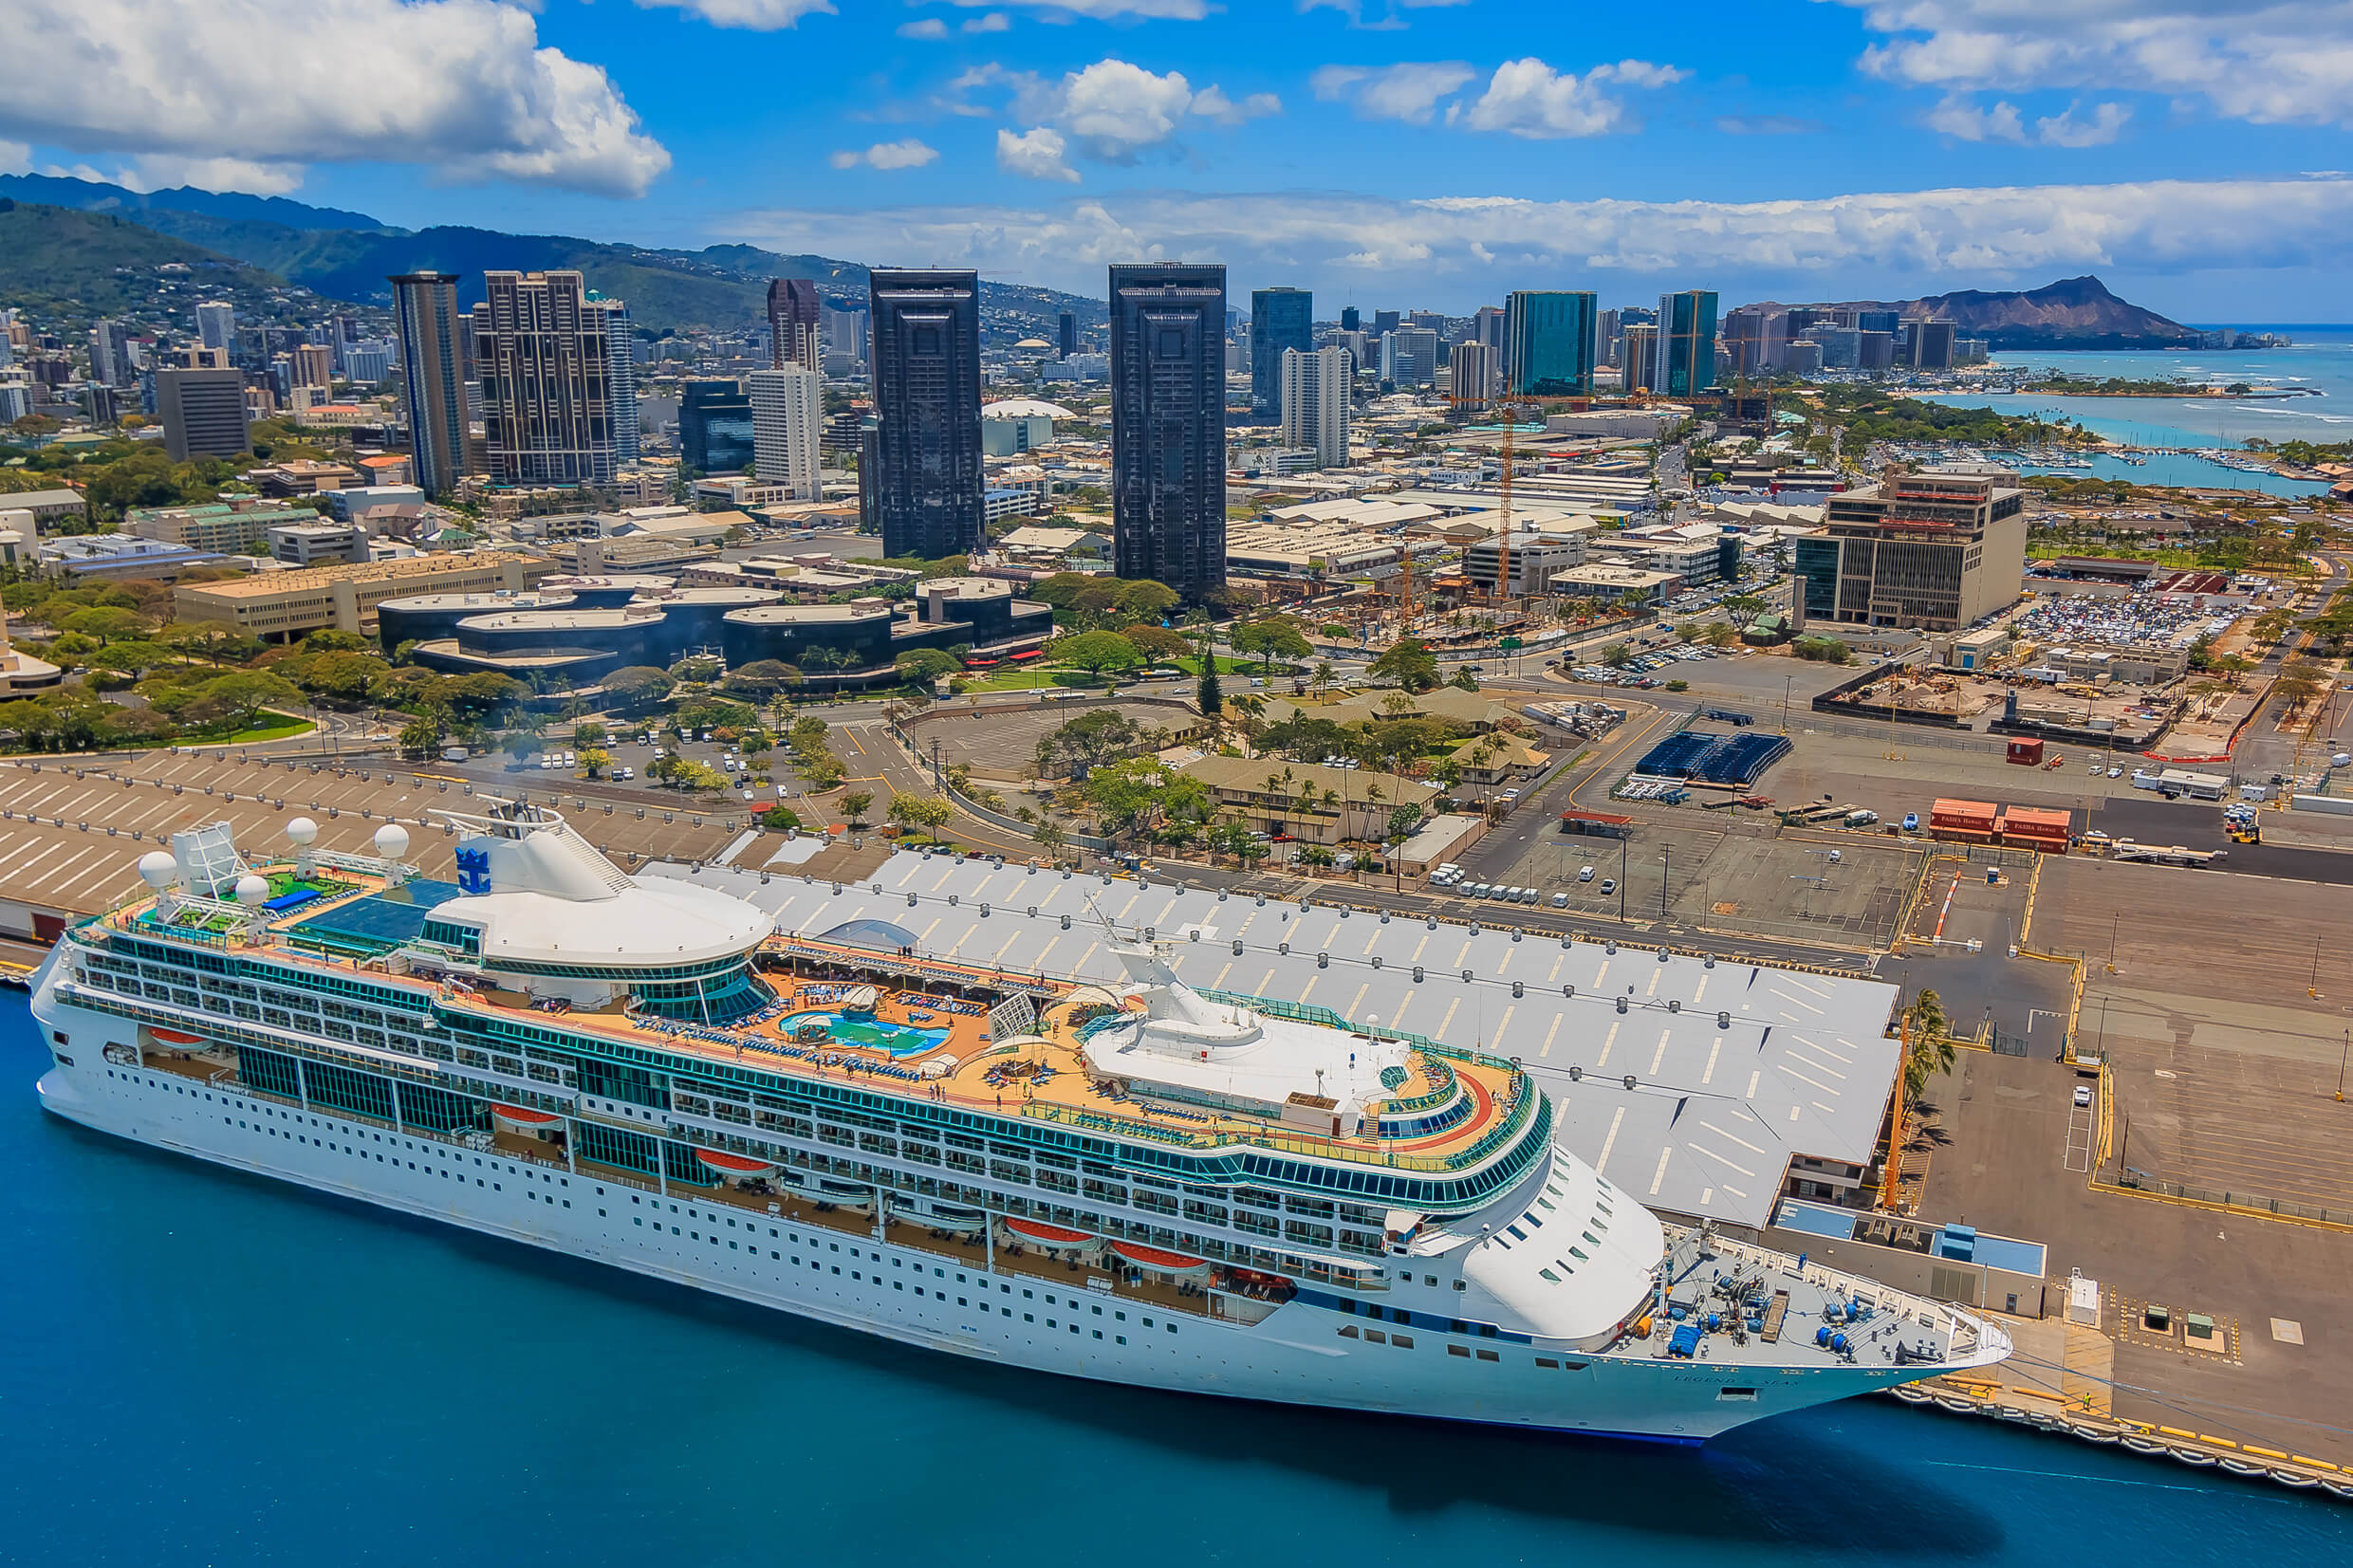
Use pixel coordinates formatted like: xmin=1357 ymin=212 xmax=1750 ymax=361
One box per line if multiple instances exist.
xmin=29 ymin=801 xmax=2007 ymax=1442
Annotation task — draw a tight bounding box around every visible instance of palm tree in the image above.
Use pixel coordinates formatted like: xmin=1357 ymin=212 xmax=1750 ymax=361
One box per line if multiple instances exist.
xmin=1903 ymin=988 xmax=1955 ymax=1098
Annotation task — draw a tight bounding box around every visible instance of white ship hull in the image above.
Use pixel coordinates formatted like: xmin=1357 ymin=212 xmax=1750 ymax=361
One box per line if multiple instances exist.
xmin=35 ymin=991 xmax=1957 ymax=1444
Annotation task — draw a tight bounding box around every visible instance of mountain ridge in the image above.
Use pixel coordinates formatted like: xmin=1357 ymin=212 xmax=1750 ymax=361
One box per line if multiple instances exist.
xmin=1739 ymin=275 xmax=2194 ymax=349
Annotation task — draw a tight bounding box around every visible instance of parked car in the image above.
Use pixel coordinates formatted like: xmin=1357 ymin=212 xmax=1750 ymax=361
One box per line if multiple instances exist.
xmin=2073 ymin=1085 xmax=2093 ymax=1109
xmin=1579 ymin=865 xmax=1595 ymax=881
xmin=1551 ymin=892 xmax=1570 ymax=908
xmin=1901 ymin=813 xmax=1919 ymax=833
xmin=1599 ymin=877 xmax=1617 ymax=895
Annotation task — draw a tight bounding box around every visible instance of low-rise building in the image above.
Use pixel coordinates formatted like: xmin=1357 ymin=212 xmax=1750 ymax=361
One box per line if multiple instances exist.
xmin=1798 ymin=470 xmax=2028 ymax=633
xmin=173 ymin=550 xmax=556 ymax=639
xmin=1550 ymin=562 xmax=1683 ymax=606
xmin=1177 ymin=755 xmax=1440 ymax=846
xmin=268 ymin=520 xmax=367 ymax=566
xmin=0 ymin=487 xmax=89 ymax=531
xmin=249 ymin=460 xmax=361 ymax=496
xmin=1464 ymin=531 xmax=1586 ymax=598
xmin=38 ymin=532 xmax=224 ymax=581
xmin=126 ymin=498 xmax=318 ymax=553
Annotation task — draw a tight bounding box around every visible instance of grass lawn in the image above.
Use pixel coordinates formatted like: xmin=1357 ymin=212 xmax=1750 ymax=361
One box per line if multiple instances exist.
xmin=963 ymin=666 xmax=1099 ymax=692
xmin=223 ymin=717 xmax=316 ymax=744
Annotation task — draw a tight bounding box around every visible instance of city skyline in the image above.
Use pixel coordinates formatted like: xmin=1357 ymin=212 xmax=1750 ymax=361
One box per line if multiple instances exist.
xmin=2 ymin=3 xmax=2349 ymax=318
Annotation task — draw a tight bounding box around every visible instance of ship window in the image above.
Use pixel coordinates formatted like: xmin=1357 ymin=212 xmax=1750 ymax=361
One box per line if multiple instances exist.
xmin=1392 ymin=1336 xmax=1414 ymax=1349
xmin=1536 ymin=1356 xmax=1560 ymax=1369
xmin=1448 ymin=1345 xmax=1471 ymax=1358
xmin=1476 ymin=1349 xmax=1499 ymax=1362
xmin=1540 ymin=1268 xmax=1562 ymax=1282
xmin=1717 ymin=1388 xmax=1760 ymax=1402
xmin=1339 ymin=1325 xmax=1360 ymax=1338
xmin=1505 ymin=1225 xmax=1528 ymax=1241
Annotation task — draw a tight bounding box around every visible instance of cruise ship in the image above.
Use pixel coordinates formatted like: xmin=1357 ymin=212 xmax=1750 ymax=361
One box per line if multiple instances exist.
xmin=29 ymin=801 xmax=2008 ymax=1442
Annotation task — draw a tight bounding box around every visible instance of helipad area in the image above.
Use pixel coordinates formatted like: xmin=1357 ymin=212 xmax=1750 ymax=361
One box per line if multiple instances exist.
xmin=641 ymin=850 xmax=1905 ymax=1230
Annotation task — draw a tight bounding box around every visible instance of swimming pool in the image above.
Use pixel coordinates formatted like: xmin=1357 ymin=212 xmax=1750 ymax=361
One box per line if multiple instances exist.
xmin=780 ymin=1011 xmax=950 ymax=1058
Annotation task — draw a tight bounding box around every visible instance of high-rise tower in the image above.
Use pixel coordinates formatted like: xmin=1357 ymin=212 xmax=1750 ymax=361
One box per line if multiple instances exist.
xmin=1110 ymin=263 xmax=1227 ymax=604
xmin=768 ymin=278 xmax=823 ymax=374
xmin=868 ymin=269 xmax=984 ymax=560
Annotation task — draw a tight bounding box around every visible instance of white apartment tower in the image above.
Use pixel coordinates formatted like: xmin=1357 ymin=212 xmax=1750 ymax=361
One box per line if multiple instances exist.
xmin=1279 ymin=344 xmax=1354 ymax=470
xmin=750 ymin=365 xmax=824 ymax=501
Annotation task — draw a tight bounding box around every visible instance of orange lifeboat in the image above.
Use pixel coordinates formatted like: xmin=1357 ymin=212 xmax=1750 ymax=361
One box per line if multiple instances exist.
xmin=1004 ymin=1217 xmax=1096 ymax=1248
xmin=491 ymin=1104 xmax=564 ymax=1135
xmin=1110 ymin=1241 xmax=1212 ymax=1278
xmin=695 ymin=1148 xmax=778 ymax=1176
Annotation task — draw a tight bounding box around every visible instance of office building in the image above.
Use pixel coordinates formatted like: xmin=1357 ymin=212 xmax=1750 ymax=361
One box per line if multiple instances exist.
xmin=1059 ymin=311 xmax=1078 ymax=360
xmin=156 ymin=367 xmax=250 ymax=462
xmin=1474 ymin=305 xmax=1506 ymax=351
xmin=1903 ymin=319 xmax=1956 ymax=371
xmin=1796 ymin=470 xmax=2027 ymax=633
xmin=1596 ymin=308 xmax=1621 ymax=365
xmin=1654 ymin=290 xmax=1718 ymax=397
xmin=1503 ymin=290 xmax=1599 ymax=397
xmin=173 ymin=551 xmax=554 ymax=640
xmin=869 ymin=268 xmax=985 ymax=560
xmin=1279 ymin=344 xmax=1353 ymax=470
xmin=195 ymin=302 xmax=236 ymax=353
xmin=768 ymin=278 xmax=823 ymax=374
xmin=1249 ymin=286 xmax=1312 ymax=422
xmin=1379 ymin=326 xmax=1439 ymax=387
xmin=1109 ymin=262 xmax=1227 ymax=603
xmin=389 ymin=272 xmax=472 ymax=500
xmin=1373 ymin=310 xmax=1400 ymax=338
xmin=475 ymin=269 xmax=617 ymax=487
xmin=292 ymin=343 xmax=333 ymax=390
xmin=88 ymin=319 xmax=134 ymax=386
xmin=1449 ymin=341 xmax=1497 ymax=406
xmin=1339 ymin=305 xmax=1361 ymax=334
xmin=345 ymin=341 xmax=394 ymax=384
xmin=1467 ymin=531 xmax=1585 ymax=599
xmin=1621 ymin=324 xmax=1658 ymax=392
xmin=1857 ymin=309 xmax=1901 ymax=337
xmin=1858 ymin=330 xmax=1895 ymax=372
xmin=1808 ymin=326 xmax=1862 ymax=370
xmin=750 ymin=365 xmax=824 ymax=502
xmin=679 ymin=378 xmax=756 ymax=474
xmin=592 ymin=295 xmax=640 ymax=463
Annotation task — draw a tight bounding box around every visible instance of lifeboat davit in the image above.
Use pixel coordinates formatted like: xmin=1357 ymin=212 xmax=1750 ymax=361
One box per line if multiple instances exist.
xmin=695 ymin=1148 xmax=779 ymax=1176
xmin=491 ymin=1104 xmax=564 ymax=1135
xmin=1110 ymin=1241 xmax=1212 ymax=1278
xmin=149 ymin=1028 xmax=203 ymax=1046
xmin=1004 ymin=1217 xmax=1097 ymax=1249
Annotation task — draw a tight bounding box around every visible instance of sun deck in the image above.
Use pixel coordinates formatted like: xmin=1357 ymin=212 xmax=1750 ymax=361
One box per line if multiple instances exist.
xmin=87 ymin=874 xmax=1535 ymax=1182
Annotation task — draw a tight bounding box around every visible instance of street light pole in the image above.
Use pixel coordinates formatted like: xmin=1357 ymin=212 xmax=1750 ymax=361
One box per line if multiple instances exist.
xmin=2338 ymin=1026 xmax=2348 ymax=1104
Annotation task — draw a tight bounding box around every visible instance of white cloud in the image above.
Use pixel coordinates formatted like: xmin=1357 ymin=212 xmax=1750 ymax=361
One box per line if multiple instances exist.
xmin=1310 ymin=62 xmax=1475 ymax=122
xmin=635 ymin=0 xmax=834 ymax=28
xmin=0 ymin=0 xmax=670 ymax=198
xmin=125 ymin=156 xmax=309 ymax=194
xmin=899 ymin=17 xmax=951 ymax=36
xmin=983 ymin=58 xmax=1277 ymax=164
xmin=1300 ymin=0 xmax=1475 ymax=27
xmin=1458 ymin=57 xmax=1688 ymax=138
xmin=1832 ymin=0 xmax=2353 ymax=126
xmin=1926 ymin=93 xmax=2132 ymax=146
xmin=933 ymin=0 xmax=1211 ymax=17
xmin=1716 ymin=114 xmax=1825 ymax=135
xmin=997 ymin=126 xmax=1081 ymax=182
xmin=1925 ymin=95 xmax=2026 ymax=142
xmin=0 ymin=141 xmax=32 ymax=176
xmin=1189 ymin=85 xmax=1283 ymax=126
xmin=721 ymin=175 xmax=2353 ymax=296
xmin=829 ymin=138 xmax=940 ymax=170
xmin=964 ymin=11 xmax=1011 ymax=30
xmin=2036 ymin=101 xmax=2131 ymax=147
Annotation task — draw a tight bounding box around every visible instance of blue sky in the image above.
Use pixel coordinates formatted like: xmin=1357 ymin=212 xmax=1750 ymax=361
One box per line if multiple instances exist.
xmin=6 ymin=0 xmax=2352 ymax=317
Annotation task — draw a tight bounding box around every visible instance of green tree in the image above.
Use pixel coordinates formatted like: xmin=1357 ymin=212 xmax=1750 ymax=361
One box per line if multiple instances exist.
xmin=1600 ymin=643 xmax=1633 ymax=669
xmin=573 ymin=721 xmax=608 ymax=747
xmin=197 ymin=671 xmax=303 ymax=730
xmin=1056 ymin=630 xmax=1144 ymax=685
xmin=1121 ymin=622 xmax=1192 ymax=663
xmin=1903 ymin=988 xmax=1955 ymax=1098
xmin=840 ymin=790 xmax=874 ymax=827
xmin=1114 ymin=580 xmax=1181 ymax=623
xmin=1449 ymin=666 xmax=1479 ymax=692
xmin=603 ymin=666 xmax=676 ymax=708
xmin=894 ymin=648 xmax=961 ymax=685
xmin=397 ymin=715 xmax=444 ymax=757
xmin=1196 ymin=622 xmax=1222 ymax=716
xmin=579 ymin=747 xmax=612 ymax=779
xmin=87 ymin=639 xmax=172 ymax=677
xmin=62 ymin=606 xmax=144 ymax=645
xmin=1035 ymin=708 xmax=1141 ymax=778
xmin=1231 ymin=617 xmax=1311 ymax=673
xmin=887 ymin=790 xmax=954 ymax=844
xmin=1367 ymin=638 xmax=1440 ymax=692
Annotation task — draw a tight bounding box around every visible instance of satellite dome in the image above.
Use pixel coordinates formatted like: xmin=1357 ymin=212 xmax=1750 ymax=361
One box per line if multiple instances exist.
xmin=234 ymin=874 xmax=270 ymax=907
xmin=137 ymin=851 xmax=178 ymax=888
xmin=287 ymin=817 xmax=319 ymax=845
xmin=373 ymin=823 xmax=411 ymax=860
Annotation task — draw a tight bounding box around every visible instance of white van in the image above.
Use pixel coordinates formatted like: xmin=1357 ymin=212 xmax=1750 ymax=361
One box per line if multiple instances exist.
xmin=1578 ymin=865 xmax=1596 ymax=882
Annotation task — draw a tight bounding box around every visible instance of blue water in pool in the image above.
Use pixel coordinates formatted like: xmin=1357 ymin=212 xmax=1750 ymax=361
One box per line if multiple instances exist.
xmin=5 ymin=992 xmax=2347 ymax=1567
xmin=782 ymin=1008 xmax=950 ymax=1056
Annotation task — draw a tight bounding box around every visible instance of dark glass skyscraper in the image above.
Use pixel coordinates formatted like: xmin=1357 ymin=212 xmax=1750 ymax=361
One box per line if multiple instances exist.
xmin=1656 ymin=289 xmax=1720 ymax=397
xmin=1339 ymin=305 xmax=1360 ymax=334
xmin=475 ymin=269 xmax=615 ymax=487
xmin=1058 ymin=311 xmax=1078 ymax=360
xmin=389 ymin=270 xmax=470 ymax=498
xmin=869 ymin=268 xmax=983 ymax=561
xmin=1249 ymin=286 xmax=1311 ymax=422
xmin=1502 ymin=290 xmax=1598 ymax=397
xmin=679 ymin=378 xmax=755 ymax=474
xmin=1110 ymin=263 xmax=1227 ymax=605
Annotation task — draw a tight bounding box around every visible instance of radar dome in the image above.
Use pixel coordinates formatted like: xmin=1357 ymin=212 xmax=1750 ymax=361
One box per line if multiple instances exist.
xmin=286 ymin=817 xmax=319 ymax=845
xmin=137 ymin=851 xmax=178 ymax=888
xmin=234 ymin=874 xmax=270 ymax=907
xmin=373 ymin=823 xmax=411 ymax=859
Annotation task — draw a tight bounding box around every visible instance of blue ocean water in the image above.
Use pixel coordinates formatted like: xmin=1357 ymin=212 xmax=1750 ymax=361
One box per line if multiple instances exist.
xmin=4 ymin=993 xmax=2347 ymax=1567
xmin=1913 ymin=328 xmax=2353 ymax=496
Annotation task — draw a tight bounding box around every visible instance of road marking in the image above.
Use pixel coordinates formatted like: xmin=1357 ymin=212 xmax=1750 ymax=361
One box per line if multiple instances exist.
xmin=1746 ymin=1070 xmax=1761 ymax=1100
xmin=1595 ymin=1021 xmax=1621 ymax=1068
xmin=1699 ymin=1118 xmax=1768 ymax=1156
xmin=1297 ymin=976 xmax=1318 ymax=1005
xmin=1346 ymin=982 xmax=1369 ymax=1021
xmin=1648 ymin=1145 xmax=1673 ymax=1196
xmin=1701 ymin=1035 xmax=1722 ymax=1085
xmin=1410 ymin=932 xmax=1431 ymax=963
xmin=1539 ymin=1013 xmax=1564 ymax=1058
xmin=1648 ymin=1028 xmax=1672 ymax=1075
xmin=1687 ymin=1142 xmax=1754 ymax=1178
xmin=1691 ymin=974 xmax=1708 ymax=1007
xmin=1593 ymin=960 xmax=1610 ymax=990
xmin=1435 ymin=997 xmax=1461 ymax=1041
xmin=1595 ymin=1106 xmax=1625 ymax=1174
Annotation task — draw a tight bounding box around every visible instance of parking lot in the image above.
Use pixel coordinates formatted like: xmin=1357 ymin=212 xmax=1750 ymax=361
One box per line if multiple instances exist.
xmin=917 ymin=697 xmax=1199 ymax=781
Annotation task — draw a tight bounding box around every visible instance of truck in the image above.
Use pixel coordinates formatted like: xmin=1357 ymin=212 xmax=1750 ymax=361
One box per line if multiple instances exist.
xmin=1845 ymin=809 xmax=1880 ymax=828
xmin=1701 ymin=707 xmax=1755 ymax=728
xmin=2108 ymin=840 xmax=2226 ymax=867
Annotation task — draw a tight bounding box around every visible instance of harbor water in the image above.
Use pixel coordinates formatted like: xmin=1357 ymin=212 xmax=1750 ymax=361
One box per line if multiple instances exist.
xmin=1915 ymin=327 xmax=2353 ymax=497
xmin=4 ymin=994 xmax=2346 ymax=1566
